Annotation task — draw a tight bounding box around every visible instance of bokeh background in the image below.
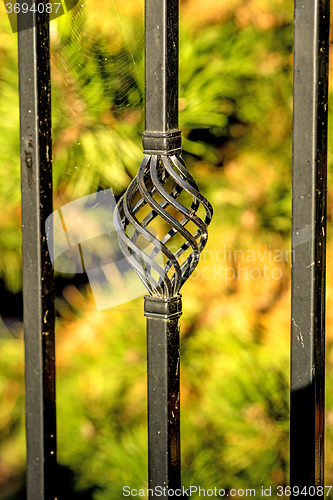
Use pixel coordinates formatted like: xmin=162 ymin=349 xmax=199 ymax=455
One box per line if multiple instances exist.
xmin=1 ymin=0 xmax=333 ymax=498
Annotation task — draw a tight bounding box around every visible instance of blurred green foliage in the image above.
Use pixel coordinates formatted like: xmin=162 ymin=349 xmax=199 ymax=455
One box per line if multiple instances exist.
xmin=1 ymin=0 xmax=333 ymax=499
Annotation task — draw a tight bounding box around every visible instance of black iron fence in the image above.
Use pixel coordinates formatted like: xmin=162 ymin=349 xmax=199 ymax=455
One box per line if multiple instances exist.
xmin=16 ymin=0 xmax=329 ymax=498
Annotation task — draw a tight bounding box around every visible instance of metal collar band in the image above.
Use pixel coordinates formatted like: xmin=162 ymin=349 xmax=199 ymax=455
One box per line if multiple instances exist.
xmin=142 ymin=130 xmax=182 ymax=156
xmin=144 ymin=295 xmax=182 ymax=319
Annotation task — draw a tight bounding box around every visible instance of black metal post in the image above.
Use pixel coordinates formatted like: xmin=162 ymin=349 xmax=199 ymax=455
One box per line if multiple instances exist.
xmin=290 ymin=0 xmax=329 ymax=490
xmin=145 ymin=296 xmax=181 ymax=495
xmin=143 ymin=4 xmax=182 ymax=491
xmin=142 ymin=0 xmax=181 ymax=156
xmin=18 ymin=3 xmax=56 ymax=500
xmin=114 ymin=0 xmax=212 ymax=495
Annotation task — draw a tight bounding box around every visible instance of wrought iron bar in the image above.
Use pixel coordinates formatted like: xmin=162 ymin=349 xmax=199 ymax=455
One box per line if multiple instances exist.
xmin=143 ymin=0 xmax=180 ymax=153
xmin=290 ymin=0 xmax=329 ymax=490
xmin=114 ymin=0 xmax=213 ymax=494
xmin=18 ymin=4 xmax=57 ymax=500
xmin=145 ymin=296 xmax=181 ymax=493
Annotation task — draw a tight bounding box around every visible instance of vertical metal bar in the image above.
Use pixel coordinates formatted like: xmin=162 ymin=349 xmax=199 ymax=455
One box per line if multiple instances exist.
xmin=291 ymin=0 xmax=329 ymax=489
xmin=17 ymin=3 xmax=57 ymax=500
xmin=142 ymin=0 xmax=181 ymax=156
xmin=115 ymin=0 xmax=211 ymax=494
xmin=144 ymin=0 xmax=179 ymax=133
xmin=145 ymin=296 xmax=181 ymax=497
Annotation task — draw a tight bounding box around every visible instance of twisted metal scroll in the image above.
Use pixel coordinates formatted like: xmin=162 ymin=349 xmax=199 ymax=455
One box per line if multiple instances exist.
xmin=114 ymin=154 xmax=213 ymax=298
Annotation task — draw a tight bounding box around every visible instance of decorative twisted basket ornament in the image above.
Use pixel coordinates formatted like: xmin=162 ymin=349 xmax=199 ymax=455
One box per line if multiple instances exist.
xmin=114 ymin=153 xmax=212 ymax=298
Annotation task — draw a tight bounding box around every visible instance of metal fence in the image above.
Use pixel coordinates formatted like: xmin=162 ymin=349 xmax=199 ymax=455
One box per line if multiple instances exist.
xmin=17 ymin=0 xmax=329 ymax=498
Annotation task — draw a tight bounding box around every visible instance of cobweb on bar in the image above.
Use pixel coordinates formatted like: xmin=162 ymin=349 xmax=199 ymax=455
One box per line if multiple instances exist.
xmin=50 ymin=0 xmax=145 ymax=198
